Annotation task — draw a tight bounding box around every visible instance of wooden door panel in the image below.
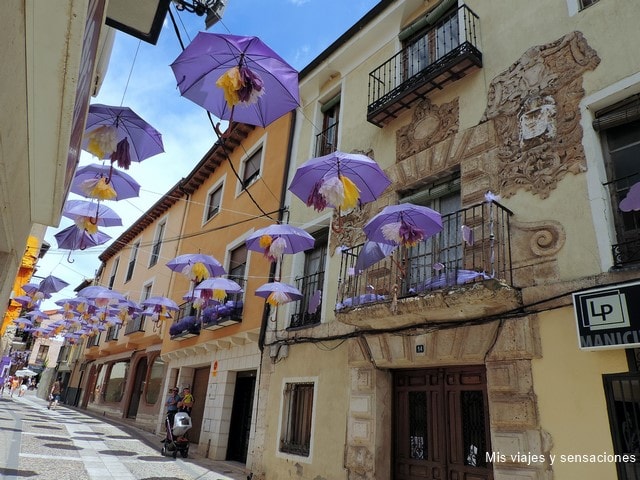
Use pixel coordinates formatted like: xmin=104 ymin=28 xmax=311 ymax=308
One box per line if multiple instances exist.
xmin=394 ymin=367 xmax=493 ymax=480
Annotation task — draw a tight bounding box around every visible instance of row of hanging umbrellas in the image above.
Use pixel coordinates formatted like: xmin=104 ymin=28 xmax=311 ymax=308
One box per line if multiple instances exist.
xmin=37 ymin=30 xmax=447 ymax=337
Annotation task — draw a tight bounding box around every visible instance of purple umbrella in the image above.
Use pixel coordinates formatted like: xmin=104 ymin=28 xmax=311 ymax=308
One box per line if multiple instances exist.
xmin=363 ymin=203 xmax=443 ymax=247
xmin=21 ymin=282 xmax=42 ymax=296
xmin=354 ymin=241 xmax=398 ymax=274
xmin=141 ymin=296 xmax=180 ymax=312
xmin=82 ymin=104 xmax=164 ymax=169
xmin=38 ymin=274 xmax=70 ymax=295
xmin=289 ymin=152 xmax=391 ymax=212
xmin=70 ymin=164 xmax=141 ymax=201
xmin=255 ymin=281 xmax=302 ymax=306
xmin=54 ymin=225 xmax=112 ymax=251
xmin=620 ymin=181 xmax=640 ymax=212
xmin=76 ymin=286 xmax=126 ymax=307
xmin=62 ymin=199 xmax=123 ymax=228
xmin=167 ymin=253 xmax=226 ymax=281
xmin=194 ymin=277 xmax=243 ymax=302
xmin=170 ymin=32 xmax=300 ymax=128
xmin=245 ymin=224 xmax=315 ymax=261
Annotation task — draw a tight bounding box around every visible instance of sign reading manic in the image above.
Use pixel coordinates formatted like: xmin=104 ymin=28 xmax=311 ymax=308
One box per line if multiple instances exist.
xmin=573 ymin=281 xmax=640 ymax=351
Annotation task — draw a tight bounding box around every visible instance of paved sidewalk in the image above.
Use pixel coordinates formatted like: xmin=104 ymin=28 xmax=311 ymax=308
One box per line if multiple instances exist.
xmin=1 ymin=391 xmax=249 ymax=480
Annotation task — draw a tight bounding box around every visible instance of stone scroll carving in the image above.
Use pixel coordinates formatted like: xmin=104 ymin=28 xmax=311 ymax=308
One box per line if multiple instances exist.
xmin=482 ymin=31 xmax=600 ymax=199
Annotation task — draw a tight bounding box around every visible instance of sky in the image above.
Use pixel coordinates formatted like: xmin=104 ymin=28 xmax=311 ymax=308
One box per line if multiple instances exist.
xmin=35 ymin=0 xmax=380 ymax=310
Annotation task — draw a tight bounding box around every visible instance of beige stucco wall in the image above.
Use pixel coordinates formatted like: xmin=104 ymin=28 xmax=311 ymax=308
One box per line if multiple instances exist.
xmin=532 ymin=306 xmax=628 ymax=479
xmin=261 ymin=340 xmax=350 ymax=479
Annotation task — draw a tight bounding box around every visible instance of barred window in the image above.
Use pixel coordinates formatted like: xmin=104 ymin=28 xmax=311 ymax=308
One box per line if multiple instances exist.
xmin=280 ymin=382 xmax=315 ymax=456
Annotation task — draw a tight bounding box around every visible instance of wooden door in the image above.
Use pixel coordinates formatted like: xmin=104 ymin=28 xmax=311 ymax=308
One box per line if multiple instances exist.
xmin=394 ymin=366 xmax=493 ymax=480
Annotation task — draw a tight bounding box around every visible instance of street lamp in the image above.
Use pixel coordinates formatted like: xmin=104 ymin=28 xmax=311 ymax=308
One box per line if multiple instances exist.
xmin=172 ymin=0 xmax=227 ymax=29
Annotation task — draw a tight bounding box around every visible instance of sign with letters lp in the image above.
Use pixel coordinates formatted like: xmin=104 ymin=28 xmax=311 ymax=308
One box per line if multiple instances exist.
xmin=573 ymin=281 xmax=640 ymax=351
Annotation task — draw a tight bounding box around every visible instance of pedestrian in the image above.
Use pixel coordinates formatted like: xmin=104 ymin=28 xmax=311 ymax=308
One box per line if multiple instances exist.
xmin=18 ymin=378 xmax=28 ymax=397
xmin=48 ymin=376 xmax=62 ymax=409
xmin=10 ymin=376 xmax=19 ymax=398
xmin=164 ymin=387 xmax=181 ymax=440
xmin=178 ymin=386 xmax=194 ymax=415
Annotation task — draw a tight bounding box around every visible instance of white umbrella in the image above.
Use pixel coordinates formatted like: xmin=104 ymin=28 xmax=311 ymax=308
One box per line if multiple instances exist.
xmin=14 ymin=368 xmax=38 ymax=377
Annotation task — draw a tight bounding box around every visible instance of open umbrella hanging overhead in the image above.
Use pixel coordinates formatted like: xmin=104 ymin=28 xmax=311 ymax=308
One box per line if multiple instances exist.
xmin=70 ymin=164 xmax=141 ymax=201
xmin=363 ymin=203 xmax=443 ymax=247
xmin=170 ymin=32 xmax=300 ymax=128
xmin=62 ymin=199 xmax=123 ymax=229
xmin=167 ymin=253 xmax=226 ymax=282
xmin=289 ymin=151 xmax=391 ymax=213
xmin=54 ymin=224 xmax=112 ymax=262
xmin=82 ymin=104 xmax=164 ymax=169
xmin=193 ymin=277 xmax=243 ymax=302
xmin=354 ymin=241 xmax=398 ymax=274
xmin=255 ymin=281 xmax=302 ymax=306
xmin=245 ymin=224 xmax=315 ymax=262
xmin=37 ymin=274 xmax=70 ymax=295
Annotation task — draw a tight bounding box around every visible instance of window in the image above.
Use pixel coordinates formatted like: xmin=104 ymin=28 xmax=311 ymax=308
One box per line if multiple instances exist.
xmin=108 ymin=258 xmax=119 ymax=289
xmin=594 ymin=97 xmax=640 ymax=266
xmin=403 ymin=3 xmax=459 ymax=80
xmin=106 ymin=324 xmax=120 ymax=341
xmin=280 ymin=381 xmax=315 ymax=457
xmin=603 ymin=372 xmax=640 ymax=479
xmin=206 ymin=185 xmax=223 ymax=220
xmin=36 ymin=345 xmax=49 ymax=364
xmin=145 ymin=356 xmax=165 ymax=404
xmin=149 ymin=220 xmax=166 ymax=267
xmin=315 ymin=95 xmax=340 ymax=156
xmin=291 ymin=229 xmax=327 ymax=328
xmin=580 ymin=0 xmax=600 ymax=8
xmin=125 ymin=241 xmax=140 ymax=282
xmin=242 ymin=147 xmax=262 ymax=189
xmin=228 ymin=243 xmax=247 ymax=289
xmin=104 ymin=361 xmax=130 ymax=403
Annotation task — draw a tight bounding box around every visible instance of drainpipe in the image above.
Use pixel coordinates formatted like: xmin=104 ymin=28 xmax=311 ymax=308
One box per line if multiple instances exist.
xmin=258 ymin=109 xmax=297 ymax=352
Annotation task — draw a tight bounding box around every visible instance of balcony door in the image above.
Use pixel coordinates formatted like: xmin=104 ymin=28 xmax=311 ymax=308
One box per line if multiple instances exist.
xmin=394 ymin=366 xmax=493 ymax=480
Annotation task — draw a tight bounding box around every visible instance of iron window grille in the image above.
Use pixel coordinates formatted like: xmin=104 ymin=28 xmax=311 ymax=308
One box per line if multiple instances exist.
xmin=280 ymin=382 xmax=314 ymax=456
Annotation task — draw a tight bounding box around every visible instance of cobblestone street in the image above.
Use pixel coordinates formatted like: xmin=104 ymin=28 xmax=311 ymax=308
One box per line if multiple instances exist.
xmin=0 ymin=392 xmax=248 ymax=480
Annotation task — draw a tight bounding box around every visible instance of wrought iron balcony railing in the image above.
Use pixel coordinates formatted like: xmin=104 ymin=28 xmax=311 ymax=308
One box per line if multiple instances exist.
xmin=336 ymin=201 xmax=513 ymax=311
xmin=124 ymin=315 xmax=146 ymax=335
xmin=367 ymin=4 xmax=481 ymax=126
xmin=290 ymin=270 xmax=325 ymax=329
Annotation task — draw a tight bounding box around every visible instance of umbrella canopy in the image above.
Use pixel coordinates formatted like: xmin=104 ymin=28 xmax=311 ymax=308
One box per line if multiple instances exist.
xmin=141 ymin=296 xmax=180 ymax=312
xmin=170 ymin=32 xmax=300 ymax=128
xmin=255 ymin=281 xmax=302 ymax=306
xmin=54 ymin=225 xmax=112 ymax=251
xmin=82 ymin=104 xmax=164 ymax=168
xmin=167 ymin=253 xmax=226 ymax=281
xmin=38 ymin=274 xmax=70 ymax=295
xmin=70 ymin=164 xmax=141 ymax=201
xmin=194 ymin=277 xmax=243 ymax=302
xmin=14 ymin=368 xmax=38 ymax=377
xmin=21 ymin=282 xmax=41 ymax=296
xmin=354 ymin=241 xmax=398 ymax=274
xmin=363 ymin=203 xmax=443 ymax=247
xmin=13 ymin=317 xmax=34 ymax=328
xmin=76 ymin=286 xmax=126 ymax=306
xmin=245 ymin=224 xmax=315 ymax=261
xmin=62 ymin=199 xmax=123 ymax=228
xmin=289 ymin=151 xmax=391 ymax=212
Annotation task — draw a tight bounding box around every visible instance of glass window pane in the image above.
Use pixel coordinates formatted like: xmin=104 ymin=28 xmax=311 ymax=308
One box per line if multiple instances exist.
xmin=104 ymin=361 xmax=129 ymax=403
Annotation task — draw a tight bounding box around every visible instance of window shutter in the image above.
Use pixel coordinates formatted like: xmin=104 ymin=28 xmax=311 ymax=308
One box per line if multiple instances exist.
xmin=399 ymin=0 xmax=458 ymax=42
xmin=593 ymin=96 xmax=640 ymax=131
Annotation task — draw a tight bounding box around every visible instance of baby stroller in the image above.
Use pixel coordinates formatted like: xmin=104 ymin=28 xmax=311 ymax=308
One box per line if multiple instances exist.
xmin=161 ymin=411 xmax=192 ymax=458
